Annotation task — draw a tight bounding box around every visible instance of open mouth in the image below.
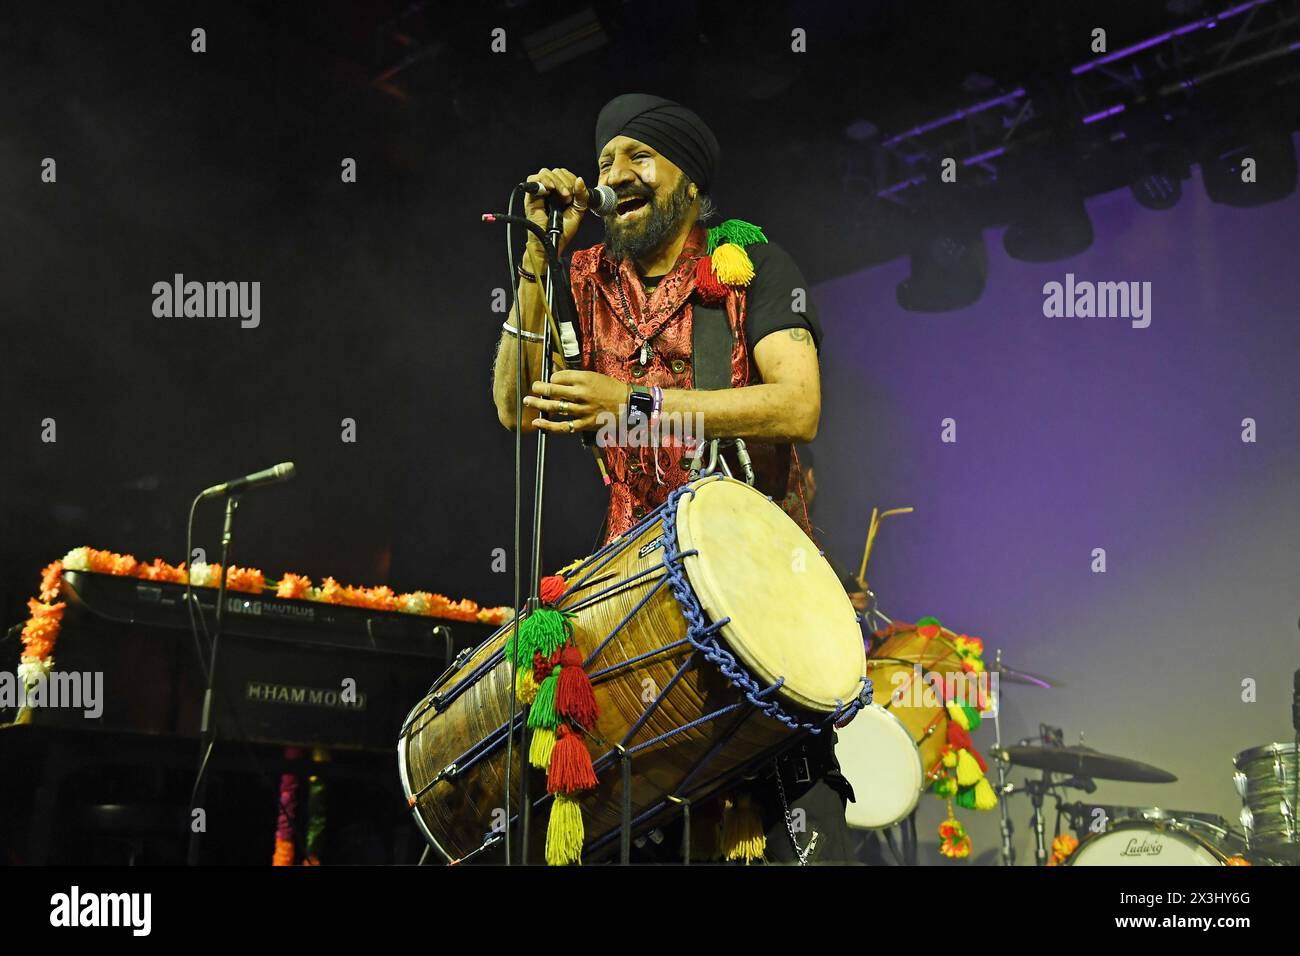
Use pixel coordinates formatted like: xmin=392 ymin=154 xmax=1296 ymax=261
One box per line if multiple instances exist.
xmin=615 ymin=196 xmax=650 ymax=218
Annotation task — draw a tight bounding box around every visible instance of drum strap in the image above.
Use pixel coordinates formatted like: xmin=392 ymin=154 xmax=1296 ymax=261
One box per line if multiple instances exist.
xmin=689 ymin=303 xmax=753 ymax=483
xmin=690 ymin=303 xmax=733 ymax=390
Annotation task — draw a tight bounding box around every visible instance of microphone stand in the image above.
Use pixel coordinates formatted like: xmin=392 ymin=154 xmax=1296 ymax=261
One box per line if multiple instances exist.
xmin=186 ymin=494 xmax=239 ymax=865
xmin=485 ymin=193 xmax=587 ymax=864
xmin=992 ymin=648 xmax=1015 ymax=866
xmin=515 ymin=205 xmax=565 ymax=864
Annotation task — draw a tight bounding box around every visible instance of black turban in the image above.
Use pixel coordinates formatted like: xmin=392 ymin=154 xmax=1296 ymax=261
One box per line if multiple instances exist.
xmin=594 ymin=93 xmax=720 ymax=194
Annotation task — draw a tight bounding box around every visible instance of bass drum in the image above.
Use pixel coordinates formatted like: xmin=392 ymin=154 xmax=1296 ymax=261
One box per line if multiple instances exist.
xmin=1067 ymin=819 xmax=1231 ymax=866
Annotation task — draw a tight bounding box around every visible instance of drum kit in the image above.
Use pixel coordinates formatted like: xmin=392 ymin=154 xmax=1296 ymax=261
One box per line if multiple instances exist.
xmin=395 ymin=474 xmax=1298 ymax=866
xmin=841 ymin=631 xmax=1299 ymax=865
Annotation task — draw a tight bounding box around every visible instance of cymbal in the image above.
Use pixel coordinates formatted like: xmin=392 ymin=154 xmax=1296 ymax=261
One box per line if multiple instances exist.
xmin=998 ymin=745 xmax=1178 ymax=783
xmin=988 ymin=661 xmax=1061 ymax=688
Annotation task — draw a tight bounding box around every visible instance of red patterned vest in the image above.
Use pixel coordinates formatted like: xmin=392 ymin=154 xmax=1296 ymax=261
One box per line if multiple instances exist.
xmin=569 ymin=223 xmax=815 ymax=545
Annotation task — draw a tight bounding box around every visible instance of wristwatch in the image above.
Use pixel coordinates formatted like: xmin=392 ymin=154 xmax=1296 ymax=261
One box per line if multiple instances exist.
xmin=627 ymin=384 xmax=653 ymax=427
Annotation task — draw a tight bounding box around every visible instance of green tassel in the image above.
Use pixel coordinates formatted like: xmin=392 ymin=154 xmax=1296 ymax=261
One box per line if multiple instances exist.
xmin=961 ymin=705 xmax=982 ymax=730
xmin=503 ymin=608 xmax=571 ymax=667
xmin=954 ymin=786 xmax=978 ymax=810
xmin=528 ymin=668 xmax=561 ymax=729
xmin=706 ymin=218 xmax=767 ymax=253
xmin=916 ymin=616 xmax=942 ymax=629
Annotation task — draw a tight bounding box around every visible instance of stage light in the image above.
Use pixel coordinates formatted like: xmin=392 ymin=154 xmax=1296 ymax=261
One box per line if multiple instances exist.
xmin=1200 ymin=130 xmax=1297 ymax=207
xmin=1129 ymin=144 xmax=1188 ymax=211
xmin=896 ymin=225 xmax=988 ymax=312
xmin=1131 ymin=171 xmax=1182 ymax=210
xmin=1000 ymin=149 xmax=1094 ymax=263
xmin=1004 ymin=183 xmax=1093 ymax=262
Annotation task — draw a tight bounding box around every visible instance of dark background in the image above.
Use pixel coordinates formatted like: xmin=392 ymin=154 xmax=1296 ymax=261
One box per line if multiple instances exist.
xmin=2 ymin=1 xmax=1298 ymax=862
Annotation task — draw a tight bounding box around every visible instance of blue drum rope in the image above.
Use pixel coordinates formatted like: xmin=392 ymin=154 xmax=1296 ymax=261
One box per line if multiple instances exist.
xmin=659 ymin=477 xmax=872 ymax=734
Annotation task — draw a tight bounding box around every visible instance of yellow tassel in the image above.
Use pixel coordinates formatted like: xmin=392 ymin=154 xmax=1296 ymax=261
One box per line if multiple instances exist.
xmin=710 ymin=243 xmax=755 ymax=287
xmin=515 ymin=667 xmax=538 ymax=704
xmin=956 ymin=749 xmax=981 ymax=787
xmin=721 ymin=794 xmax=765 ymax=864
xmin=942 ymin=747 xmax=958 ymax=769
xmin=545 ymin=793 xmax=584 ymax=866
xmin=529 ymin=726 xmax=556 ymax=769
xmin=946 ymin=700 xmax=971 ymax=731
xmin=974 ymin=775 xmax=998 ymax=810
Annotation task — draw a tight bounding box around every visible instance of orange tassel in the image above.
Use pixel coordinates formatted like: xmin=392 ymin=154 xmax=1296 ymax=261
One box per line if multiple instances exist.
xmin=555 ymin=643 xmax=598 ymax=728
xmin=539 ymin=574 xmax=566 ymax=605
xmin=547 ymin=724 xmax=598 ymax=794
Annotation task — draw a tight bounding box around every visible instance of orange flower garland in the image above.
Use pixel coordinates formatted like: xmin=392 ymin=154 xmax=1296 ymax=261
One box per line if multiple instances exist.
xmin=14 ymin=546 xmax=515 ymax=681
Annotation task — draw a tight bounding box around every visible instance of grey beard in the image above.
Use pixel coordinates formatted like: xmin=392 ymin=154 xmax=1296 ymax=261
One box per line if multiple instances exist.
xmin=603 ymin=178 xmax=693 ymax=266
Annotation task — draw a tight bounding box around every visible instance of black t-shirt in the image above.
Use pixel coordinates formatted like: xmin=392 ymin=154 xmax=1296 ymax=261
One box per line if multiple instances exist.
xmin=741 ymin=242 xmax=823 ymax=353
xmin=637 ymin=241 xmax=823 ymax=353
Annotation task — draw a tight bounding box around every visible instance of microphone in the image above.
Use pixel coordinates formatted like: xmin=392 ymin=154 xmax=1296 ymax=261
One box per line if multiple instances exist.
xmin=519 ymin=181 xmax=617 ymax=216
xmin=200 ymin=462 xmax=296 ymax=499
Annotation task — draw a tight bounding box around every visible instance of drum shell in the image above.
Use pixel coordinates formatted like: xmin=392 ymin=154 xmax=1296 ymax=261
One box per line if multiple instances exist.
xmin=1066 ymin=819 xmax=1230 ymax=866
xmin=399 ymin=510 xmax=800 ymax=863
xmin=1233 ymin=742 xmax=1299 ymax=859
xmin=866 ymin=626 xmax=970 ymax=786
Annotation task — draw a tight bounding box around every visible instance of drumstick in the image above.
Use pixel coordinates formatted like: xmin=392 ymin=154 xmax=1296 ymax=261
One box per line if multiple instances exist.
xmin=858 ymin=506 xmax=915 ymax=585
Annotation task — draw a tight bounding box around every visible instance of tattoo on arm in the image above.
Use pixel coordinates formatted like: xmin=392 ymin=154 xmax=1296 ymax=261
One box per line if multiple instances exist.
xmin=788 ymin=327 xmax=811 ymax=345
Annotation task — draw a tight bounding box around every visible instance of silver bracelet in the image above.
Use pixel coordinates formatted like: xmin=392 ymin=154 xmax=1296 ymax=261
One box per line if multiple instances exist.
xmin=502 ymin=321 xmax=543 ymax=342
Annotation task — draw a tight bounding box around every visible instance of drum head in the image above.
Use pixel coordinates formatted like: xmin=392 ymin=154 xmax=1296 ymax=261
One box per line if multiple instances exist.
xmin=1068 ymin=820 xmax=1227 ymax=866
xmin=675 ymin=477 xmax=866 ymax=713
xmin=835 ymin=704 xmax=923 ymax=829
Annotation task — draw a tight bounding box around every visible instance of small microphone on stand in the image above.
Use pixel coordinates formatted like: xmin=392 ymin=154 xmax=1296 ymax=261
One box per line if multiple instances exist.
xmin=199 ymin=462 xmax=296 ymax=499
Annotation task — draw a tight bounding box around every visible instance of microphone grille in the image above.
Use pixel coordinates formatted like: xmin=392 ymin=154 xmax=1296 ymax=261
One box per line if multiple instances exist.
xmin=591 ymin=184 xmax=618 ymax=216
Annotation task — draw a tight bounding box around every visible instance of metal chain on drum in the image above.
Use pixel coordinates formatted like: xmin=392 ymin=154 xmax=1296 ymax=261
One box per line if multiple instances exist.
xmin=773 ymin=758 xmax=813 ymax=866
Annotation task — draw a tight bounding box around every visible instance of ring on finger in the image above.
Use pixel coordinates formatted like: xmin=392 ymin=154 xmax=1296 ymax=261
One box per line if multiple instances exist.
xmin=559 ymin=400 xmax=569 ymax=414
xmin=567 ymin=420 xmax=575 ymax=433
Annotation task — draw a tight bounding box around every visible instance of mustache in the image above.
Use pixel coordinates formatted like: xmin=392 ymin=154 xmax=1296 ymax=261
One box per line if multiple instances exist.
xmin=610 ymin=187 xmax=654 ymax=206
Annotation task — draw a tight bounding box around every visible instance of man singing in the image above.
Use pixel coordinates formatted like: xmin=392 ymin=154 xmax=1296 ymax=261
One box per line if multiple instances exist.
xmin=491 ymin=93 xmax=853 ymax=863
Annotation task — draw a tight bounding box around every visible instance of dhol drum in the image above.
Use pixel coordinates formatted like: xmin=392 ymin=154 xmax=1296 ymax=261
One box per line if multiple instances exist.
xmin=835 ymin=703 xmax=923 ymax=828
xmin=1066 ymin=813 xmax=1239 ymax=866
xmin=1233 ymin=742 xmax=1299 ymax=863
xmin=857 ymin=622 xmax=988 ymax=799
xmin=398 ymin=476 xmax=870 ymax=864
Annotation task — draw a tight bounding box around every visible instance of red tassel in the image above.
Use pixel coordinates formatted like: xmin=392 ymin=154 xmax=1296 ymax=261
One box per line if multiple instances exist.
xmin=556 ymin=643 xmax=599 ymax=728
xmin=533 ymin=648 xmax=560 ymax=684
xmin=693 ymin=257 xmax=728 ymax=303
xmin=540 ymin=574 xmax=566 ymax=605
xmin=947 ymin=722 xmax=974 ymax=753
xmin=547 ymin=724 xmax=598 ymax=794
xmin=970 ymin=746 xmax=988 ymax=774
